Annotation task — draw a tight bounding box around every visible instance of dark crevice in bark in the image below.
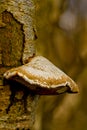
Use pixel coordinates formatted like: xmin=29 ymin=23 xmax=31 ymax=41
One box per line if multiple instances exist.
xmin=5 ymin=81 xmax=29 ymax=114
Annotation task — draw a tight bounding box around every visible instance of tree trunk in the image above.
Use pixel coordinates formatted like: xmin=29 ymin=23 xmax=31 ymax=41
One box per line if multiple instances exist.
xmin=0 ymin=0 xmax=38 ymax=129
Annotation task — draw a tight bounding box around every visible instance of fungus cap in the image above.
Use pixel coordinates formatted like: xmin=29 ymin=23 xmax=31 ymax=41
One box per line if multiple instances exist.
xmin=4 ymin=56 xmax=79 ymax=95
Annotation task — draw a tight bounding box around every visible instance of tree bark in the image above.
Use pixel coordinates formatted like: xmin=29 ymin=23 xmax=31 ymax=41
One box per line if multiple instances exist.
xmin=0 ymin=0 xmax=38 ymax=129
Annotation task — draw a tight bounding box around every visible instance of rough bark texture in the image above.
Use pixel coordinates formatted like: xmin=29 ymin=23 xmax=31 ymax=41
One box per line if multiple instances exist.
xmin=0 ymin=0 xmax=38 ymax=129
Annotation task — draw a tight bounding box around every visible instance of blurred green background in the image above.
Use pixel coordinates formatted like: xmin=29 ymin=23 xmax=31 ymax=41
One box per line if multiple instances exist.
xmin=33 ymin=0 xmax=87 ymax=130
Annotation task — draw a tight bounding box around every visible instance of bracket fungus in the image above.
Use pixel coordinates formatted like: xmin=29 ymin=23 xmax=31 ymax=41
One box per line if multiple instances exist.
xmin=4 ymin=56 xmax=79 ymax=95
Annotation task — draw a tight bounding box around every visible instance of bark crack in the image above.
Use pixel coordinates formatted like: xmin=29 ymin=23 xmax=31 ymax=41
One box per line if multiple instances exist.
xmin=0 ymin=10 xmax=24 ymax=66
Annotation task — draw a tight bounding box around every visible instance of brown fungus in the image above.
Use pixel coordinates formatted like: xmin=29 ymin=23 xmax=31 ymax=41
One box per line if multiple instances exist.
xmin=3 ymin=56 xmax=79 ymax=95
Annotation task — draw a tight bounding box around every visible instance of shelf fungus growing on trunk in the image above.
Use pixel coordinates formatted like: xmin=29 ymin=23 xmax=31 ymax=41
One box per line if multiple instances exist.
xmin=4 ymin=56 xmax=79 ymax=95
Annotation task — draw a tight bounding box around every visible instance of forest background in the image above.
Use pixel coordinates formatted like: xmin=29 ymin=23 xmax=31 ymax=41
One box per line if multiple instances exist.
xmin=33 ymin=0 xmax=87 ymax=130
